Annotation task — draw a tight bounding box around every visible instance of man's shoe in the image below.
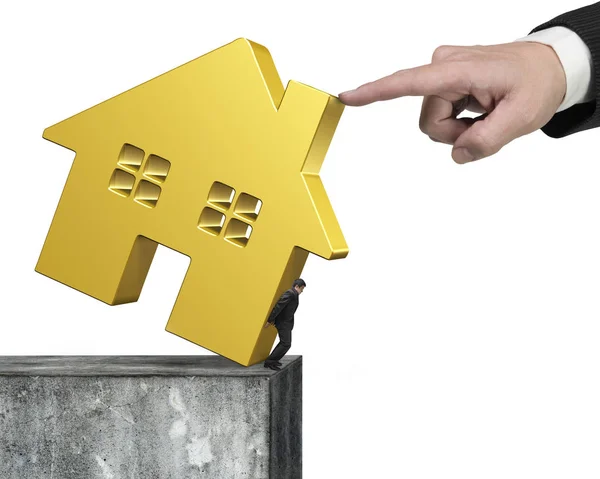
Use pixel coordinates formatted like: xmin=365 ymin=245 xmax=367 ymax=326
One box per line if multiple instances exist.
xmin=276 ymin=361 xmax=283 ymax=367
xmin=264 ymin=362 xmax=282 ymax=371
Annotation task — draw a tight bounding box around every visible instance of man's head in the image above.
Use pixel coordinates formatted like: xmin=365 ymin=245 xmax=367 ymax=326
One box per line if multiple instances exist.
xmin=293 ymin=278 xmax=306 ymax=294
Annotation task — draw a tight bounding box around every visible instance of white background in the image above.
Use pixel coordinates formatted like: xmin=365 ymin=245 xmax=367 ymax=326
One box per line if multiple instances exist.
xmin=1 ymin=1 xmax=599 ymax=477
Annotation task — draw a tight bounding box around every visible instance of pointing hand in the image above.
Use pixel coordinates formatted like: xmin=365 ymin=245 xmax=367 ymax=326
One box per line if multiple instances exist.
xmin=339 ymin=41 xmax=567 ymax=164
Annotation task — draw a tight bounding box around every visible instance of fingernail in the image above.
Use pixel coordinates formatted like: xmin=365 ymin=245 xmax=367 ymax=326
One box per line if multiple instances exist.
xmin=453 ymin=147 xmax=475 ymax=164
xmin=338 ymin=89 xmax=356 ymax=97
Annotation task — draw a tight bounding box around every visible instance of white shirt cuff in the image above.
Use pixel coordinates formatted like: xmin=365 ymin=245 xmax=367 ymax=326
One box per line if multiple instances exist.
xmin=514 ymin=26 xmax=594 ymax=112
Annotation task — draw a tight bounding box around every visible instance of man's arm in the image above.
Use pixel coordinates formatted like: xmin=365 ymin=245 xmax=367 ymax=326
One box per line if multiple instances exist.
xmin=338 ymin=3 xmax=600 ymax=164
xmin=526 ymin=2 xmax=600 ymax=138
xmin=267 ymin=291 xmax=293 ymax=324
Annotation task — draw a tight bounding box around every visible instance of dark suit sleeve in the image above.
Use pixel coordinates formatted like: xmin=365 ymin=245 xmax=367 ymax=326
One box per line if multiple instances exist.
xmin=267 ymin=291 xmax=293 ymax=323
xmin=529 ymin=2 xmax=600 ymax=138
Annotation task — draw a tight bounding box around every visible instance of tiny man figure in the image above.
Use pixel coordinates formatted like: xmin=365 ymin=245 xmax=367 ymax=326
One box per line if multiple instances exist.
xmin=263 ymin=279 xmax=306 ymax=371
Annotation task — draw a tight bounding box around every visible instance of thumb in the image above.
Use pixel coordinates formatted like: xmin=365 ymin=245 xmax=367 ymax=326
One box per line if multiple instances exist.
xmin=452 ymin=99 xmax=533 ymax=164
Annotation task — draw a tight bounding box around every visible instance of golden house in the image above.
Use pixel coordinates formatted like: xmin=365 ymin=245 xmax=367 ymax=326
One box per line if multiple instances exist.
xmin=36 ymin=38 xmax=348 ymax=366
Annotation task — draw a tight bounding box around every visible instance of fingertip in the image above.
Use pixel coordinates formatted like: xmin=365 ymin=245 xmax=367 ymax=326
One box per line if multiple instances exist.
xmin=338 ymin=90 xmax=359 ymax=106
xmin=452 ymin=147 xmax=476 ymax=164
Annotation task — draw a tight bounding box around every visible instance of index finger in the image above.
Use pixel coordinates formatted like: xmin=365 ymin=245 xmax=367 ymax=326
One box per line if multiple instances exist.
xmin=339 ymin=62 xmax=471 ymax=106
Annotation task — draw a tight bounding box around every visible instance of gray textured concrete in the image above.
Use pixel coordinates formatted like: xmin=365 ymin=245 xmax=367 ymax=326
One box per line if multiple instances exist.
xmin=0 ymin=355 xmax=301 ymax=479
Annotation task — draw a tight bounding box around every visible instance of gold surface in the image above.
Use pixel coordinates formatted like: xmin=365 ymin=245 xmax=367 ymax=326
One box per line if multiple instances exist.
xmin=36 ymin=38 xmax=348 ymax=366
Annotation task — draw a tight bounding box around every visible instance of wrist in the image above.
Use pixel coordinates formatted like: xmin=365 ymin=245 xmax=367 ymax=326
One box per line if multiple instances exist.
xmin=535 ymin=42 xmax=567 ymax=108
xmin=513 ymin=41 xmax=567 ymax=113
xmin=514 ymin=26 xmax=593 ymax=112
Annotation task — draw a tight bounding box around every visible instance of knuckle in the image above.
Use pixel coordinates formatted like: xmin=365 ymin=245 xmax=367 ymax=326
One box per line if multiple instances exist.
xmin=432 ymin=45 xmax=455 ymax=62
xmin=471 ymin=129 xmax=498 ymax=157
xmin=419 ymin=116 xmax=432 ymax=135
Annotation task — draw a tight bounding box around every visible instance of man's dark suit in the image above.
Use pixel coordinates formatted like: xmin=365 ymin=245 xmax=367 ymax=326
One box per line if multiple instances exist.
xmin=532 ymin=2 xmax=600 ymax=138
xmin=265 ymin=288 xmax=300 ymax=363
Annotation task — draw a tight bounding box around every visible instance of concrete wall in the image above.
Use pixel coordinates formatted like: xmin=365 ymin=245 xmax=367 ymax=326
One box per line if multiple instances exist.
xmin=0 ymin=355 xmax=302 ymax=479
